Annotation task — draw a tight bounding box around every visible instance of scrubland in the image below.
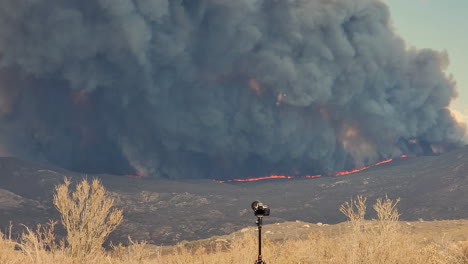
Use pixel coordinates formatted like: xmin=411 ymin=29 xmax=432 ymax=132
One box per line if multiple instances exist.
xmin=0 ymin=179 xmax=467 ymax=264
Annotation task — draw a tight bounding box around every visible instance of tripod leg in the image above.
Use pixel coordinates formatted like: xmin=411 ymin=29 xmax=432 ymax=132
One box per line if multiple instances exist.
xmin=255 ymin=217 xmax=266 ymax=264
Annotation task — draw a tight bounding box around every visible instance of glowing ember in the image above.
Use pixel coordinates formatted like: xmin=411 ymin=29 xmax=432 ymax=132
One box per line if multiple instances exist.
xmin=276 ymin=92 xmax=286 ymax=106
xmin=248 ymin=78 xmax=263 ymax=95
xmin=344 ymin=126 xmax=359 ymax=138
xmin=214 ymin=155 xmax=408 ymax=183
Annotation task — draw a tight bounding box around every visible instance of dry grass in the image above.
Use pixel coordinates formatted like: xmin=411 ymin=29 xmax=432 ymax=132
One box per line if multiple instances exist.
xmin=0 ymin=179 xmax=467 ymax=263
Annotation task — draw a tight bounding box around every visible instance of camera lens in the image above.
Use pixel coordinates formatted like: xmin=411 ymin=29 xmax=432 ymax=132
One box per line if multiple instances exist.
xmin=251 ymin=201 xmax=270 ymax=217
xmin=251 ymin=201 xmax=260 ymax=211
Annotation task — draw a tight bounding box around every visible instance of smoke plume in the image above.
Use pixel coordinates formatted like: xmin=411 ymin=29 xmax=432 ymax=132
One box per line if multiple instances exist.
xmin=0 ymin=0 xmax=465 ymax=179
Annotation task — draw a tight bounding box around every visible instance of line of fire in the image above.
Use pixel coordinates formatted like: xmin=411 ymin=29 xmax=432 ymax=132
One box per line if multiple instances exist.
xmin=124 ymin=154 xmax=409 ymax=182
xmin=212 ymin=154 xmax=409 ymax=183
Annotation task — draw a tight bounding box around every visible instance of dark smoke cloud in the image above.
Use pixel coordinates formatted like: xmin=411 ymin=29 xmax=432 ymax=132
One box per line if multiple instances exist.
xmin=0 ymin=0 xmax=465 ymax=179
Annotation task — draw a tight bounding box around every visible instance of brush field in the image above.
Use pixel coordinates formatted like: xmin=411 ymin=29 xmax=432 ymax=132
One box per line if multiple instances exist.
xmin=1 ymin=189 xmax=468 ymax=264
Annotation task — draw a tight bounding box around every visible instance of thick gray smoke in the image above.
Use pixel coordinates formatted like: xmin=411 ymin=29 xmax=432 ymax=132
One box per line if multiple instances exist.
xmin=0 ymin=0 xmax=465 ymax=179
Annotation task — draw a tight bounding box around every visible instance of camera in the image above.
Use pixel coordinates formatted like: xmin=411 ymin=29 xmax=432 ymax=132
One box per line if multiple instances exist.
xmin=251 ymin=201 xmax=270 ymax=217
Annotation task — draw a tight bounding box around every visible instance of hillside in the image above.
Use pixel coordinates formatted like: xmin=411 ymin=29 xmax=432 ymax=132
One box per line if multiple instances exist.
xmin=0 ymin=146 xmax=467 ymax=245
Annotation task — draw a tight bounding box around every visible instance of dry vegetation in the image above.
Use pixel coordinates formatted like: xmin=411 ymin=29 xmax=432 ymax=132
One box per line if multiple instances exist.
xmin=54 ymin=178 xmax=123 ymax=258
xmin=0 ymin=178 xmax=467 ymax=264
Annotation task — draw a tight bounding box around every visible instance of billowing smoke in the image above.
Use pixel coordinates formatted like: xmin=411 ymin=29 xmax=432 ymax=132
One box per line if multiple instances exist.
xmin=0 ymin=0 xmax=465 ymax=179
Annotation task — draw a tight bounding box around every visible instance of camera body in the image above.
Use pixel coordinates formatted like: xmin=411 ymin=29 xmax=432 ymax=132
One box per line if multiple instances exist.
xmin=251 ymin=201 xmax=270 ymax=217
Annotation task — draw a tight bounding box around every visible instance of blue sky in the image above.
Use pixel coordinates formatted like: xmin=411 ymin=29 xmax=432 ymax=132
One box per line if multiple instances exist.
xmin=384 ymin=0 xmax=468 ymax=124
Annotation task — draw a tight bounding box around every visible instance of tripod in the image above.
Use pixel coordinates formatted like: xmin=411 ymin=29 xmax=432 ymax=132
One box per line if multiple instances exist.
xmin=254 ymin=216 xmax=267 ymax=264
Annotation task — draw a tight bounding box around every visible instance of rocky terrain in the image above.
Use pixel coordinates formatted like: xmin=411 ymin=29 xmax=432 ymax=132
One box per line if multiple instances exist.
xmin=0 ymin=146 xmax=467 ymax=245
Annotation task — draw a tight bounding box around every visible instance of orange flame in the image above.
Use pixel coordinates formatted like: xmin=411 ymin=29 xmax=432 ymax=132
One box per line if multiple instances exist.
xmin=276 ymin=92 xmax=286 ymax=106
xmin=248 ymin=78 xmax=263 ymax=95
xmin=124 ymin=167 xmax=148 ymax=179
xmin=374 ymin=158 xmax=393 ymax=166
xmin=214 ymin=175 xmax=295 ymax=183
xmin=214 ymin=155 xmax=408 ymax=183
xmin=330 ymin=166 xmax=371 ymax=177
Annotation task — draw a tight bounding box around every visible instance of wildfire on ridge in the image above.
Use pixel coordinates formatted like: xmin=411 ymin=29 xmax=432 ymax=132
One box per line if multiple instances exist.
xmin=214 ymin=155 xmax=407 ymax=183
xmin=124 ymin=167 xmax=148 ymax=179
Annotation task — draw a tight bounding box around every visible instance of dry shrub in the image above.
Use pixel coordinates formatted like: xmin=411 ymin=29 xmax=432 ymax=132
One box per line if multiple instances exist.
xmin=340 ymin=195 xmax=367 ymax=232
xmin=445 ymin=241 xmax=468 ymax=264
xmin=160 ymin=233 xmax=258 ymax=264
xmin=111 ymin=237 xmax=154 ymax=264
xmin=457 ymin=242 xmax=468 ymax=263
xmin=0 ymin=226 xmax=23 ymax=264
xmin=16 ymin=221 xmax=60 ymax=263
xmin=53 ymin=177 xmax=123 ymax=258
xmin=337 ymin=196 xmax=420 ymax=264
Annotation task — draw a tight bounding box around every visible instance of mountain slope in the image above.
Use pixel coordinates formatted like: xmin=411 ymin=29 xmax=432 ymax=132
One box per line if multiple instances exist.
xmin=0 ymin=146 xmax=467 ymax=244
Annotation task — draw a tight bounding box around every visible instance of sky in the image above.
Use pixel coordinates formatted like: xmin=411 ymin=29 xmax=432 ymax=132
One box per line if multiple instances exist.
xmin=384 ymin=0 xmax=468 ymax=126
